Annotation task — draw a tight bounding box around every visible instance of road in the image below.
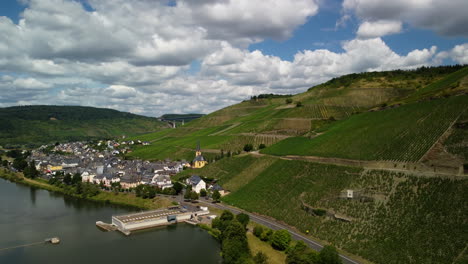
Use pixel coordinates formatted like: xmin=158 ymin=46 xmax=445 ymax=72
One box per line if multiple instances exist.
xmin=195 ymin=199 xmax=361 ymax=264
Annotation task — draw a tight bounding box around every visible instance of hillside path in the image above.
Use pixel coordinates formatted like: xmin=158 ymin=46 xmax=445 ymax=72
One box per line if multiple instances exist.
xmin=250 ymin=152 xmax=467 ymax=178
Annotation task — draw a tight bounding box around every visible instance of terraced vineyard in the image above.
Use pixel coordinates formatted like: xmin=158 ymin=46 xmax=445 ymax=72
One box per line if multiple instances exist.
xmin=220 ymin=159 xmax=467 ymax=264
xmin=262 ymin=95 xmax=468 ymax=162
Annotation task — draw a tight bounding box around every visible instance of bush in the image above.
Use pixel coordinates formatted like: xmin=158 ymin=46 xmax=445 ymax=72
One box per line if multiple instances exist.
xmin=318 ymin=245 xmax=341 ymax=264
xmin=200 ymin=188 xmax=207 ymax=197
xmin=312 ymin=208 xmax=327 ymax=216
xmin=253 ymin=225 xmax=264 ymax=237
xmin=286 ymin=98 xmax=293 ymax=104
xmin=260 ymin=229 xmax=273 ymax=242
xmin=258 ymin=144 xmax=266 ymax=149
xmin=236 ymin=213 xmax=250 ymax=229
xmin=243 ymin=144 xmax=254 ymax=152
xmin=296 ymin=101 xmax=303 ymax=107
xmin=271 ymin=229 xmax=291 ymax=251
xmin=253 ymin=252 xmax=268 ymax=264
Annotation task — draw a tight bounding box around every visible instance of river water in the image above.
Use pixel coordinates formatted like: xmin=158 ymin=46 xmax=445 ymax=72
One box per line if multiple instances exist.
xmin=0 ymin=178 xmax=221 ymax=264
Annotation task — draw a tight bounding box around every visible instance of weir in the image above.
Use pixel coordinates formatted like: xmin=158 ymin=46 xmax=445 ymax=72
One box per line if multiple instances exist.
xmin=104 ymin=207 xmax=209 ymax=235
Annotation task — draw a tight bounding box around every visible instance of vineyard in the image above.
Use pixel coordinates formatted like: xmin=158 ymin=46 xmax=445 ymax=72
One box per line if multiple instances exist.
xmin=221 ymin=159 xmax=468 ymax=264
xmin=404 ymin=66 xmax=468 ymax=103
xmin=262 ymin=95 xmax=468 ymax=162
xmin=175 ymin=155 xmax=276 ymax=192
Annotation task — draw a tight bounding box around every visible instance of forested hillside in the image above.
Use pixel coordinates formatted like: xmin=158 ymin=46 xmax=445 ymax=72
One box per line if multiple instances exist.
xmin=0 ymin=105 xmax=169 ymax=147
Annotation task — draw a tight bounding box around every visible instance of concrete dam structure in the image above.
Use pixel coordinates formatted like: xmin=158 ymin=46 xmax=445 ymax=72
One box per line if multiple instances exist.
xmin=111 ymin=207 xmax=209 ymax=235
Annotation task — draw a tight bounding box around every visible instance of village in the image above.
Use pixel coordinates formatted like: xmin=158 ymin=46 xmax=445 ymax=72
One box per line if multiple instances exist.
xmin=25 ymin=140 xmax=226 ymax=198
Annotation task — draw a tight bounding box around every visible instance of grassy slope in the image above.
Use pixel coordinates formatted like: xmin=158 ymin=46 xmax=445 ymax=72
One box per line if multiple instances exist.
xmin=203 ymin=158 xmax=468 ymax=264
xmin=0 ymin=105 xmax=168 ymax=147
xmin=262 ymin=95 xmax=468 ymax=162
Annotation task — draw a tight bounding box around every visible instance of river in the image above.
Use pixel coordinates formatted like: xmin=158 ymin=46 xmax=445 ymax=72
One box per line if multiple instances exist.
xmin=0 ymin=178 xmax=221 ymax=264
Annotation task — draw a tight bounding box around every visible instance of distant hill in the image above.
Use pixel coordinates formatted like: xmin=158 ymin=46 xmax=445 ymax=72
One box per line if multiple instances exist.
xmin=0 ymin=105 xmax=169 ymax=148
xmin=159 ymin=113 xmax=204 ymax=122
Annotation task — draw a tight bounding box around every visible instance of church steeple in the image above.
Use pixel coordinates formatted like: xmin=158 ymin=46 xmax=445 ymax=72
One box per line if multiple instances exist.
xmin=195 ymin=141 xmax=201 ymax=156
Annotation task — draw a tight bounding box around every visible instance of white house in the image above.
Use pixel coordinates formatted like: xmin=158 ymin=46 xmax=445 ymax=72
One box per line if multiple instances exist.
xmin=152 ymin=174 xmax=173 ymax=189
xmin=81 ymin=171 xmax=96 ymax=183
xmin=186 ymin=175 xmax=206 ymax=194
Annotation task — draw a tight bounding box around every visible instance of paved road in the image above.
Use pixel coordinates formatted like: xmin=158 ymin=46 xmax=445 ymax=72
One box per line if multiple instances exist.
xmin=195 ymin=199 xmax=361 ymax=264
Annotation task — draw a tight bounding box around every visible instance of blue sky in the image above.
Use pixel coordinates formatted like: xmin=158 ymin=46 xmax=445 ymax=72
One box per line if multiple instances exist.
xmin=0 ymin=0 xmax=467 ymax=116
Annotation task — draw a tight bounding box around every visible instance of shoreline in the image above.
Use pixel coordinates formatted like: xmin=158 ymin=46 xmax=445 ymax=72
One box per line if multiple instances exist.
xmin=0 ymin=169 xmax=169 ymax=211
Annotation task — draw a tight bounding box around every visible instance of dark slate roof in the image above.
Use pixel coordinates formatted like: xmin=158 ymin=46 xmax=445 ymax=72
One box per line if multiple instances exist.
xmin=188 ymin=175 xmax=202 ymax=185
xmin=211 ymin=184 xmax=224 ymax=191
xmin=193 ymin=155 xmax=205 ymax=163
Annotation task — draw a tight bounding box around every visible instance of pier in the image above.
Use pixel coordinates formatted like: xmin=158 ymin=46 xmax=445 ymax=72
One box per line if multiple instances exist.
xmin=96 ymin=221 xmax=117 ymax=231
xmin=109 ymin=207 xmax=209 ymax=235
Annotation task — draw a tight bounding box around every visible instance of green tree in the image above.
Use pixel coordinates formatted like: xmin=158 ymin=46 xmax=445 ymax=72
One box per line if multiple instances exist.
xmin=190 ymin=191 xmax=199 ymax=201
xmin=200 ymin=188 xmax=207 ymax=197
xmin=173 ymin=182 xmax=183 ymax=194
xmin=236 ymin=213 xmax=250 ymax=229
xmin=63 ymin=173 xmax=72 ymax=185
xmin=72 ymin=173 xmax=82 ymax=185
xmin=184 ymin=189 xmax=191 ymax=200
xmin=260 ymin=229 xmax=273 ymax=242
xmin=243 ymin=144 xmax=254 ymax=152
xmin=296 ymin=101 xmax=303 ymax=107
xmin=258 ymin=144 xmax=266 ymax=149
xmin=75 ymin=181 xmax=83 ymax=195
xmin=286 ymin=98 xmax=293 ymax=104
xmin=222 ymin=220 xmax=250 ymax=264
xmin=12 ymin=158 xmax=27 ymax=171
xmin=286 ymin=241 xmax=319 ymax=264
xmin=23 ymin=161 xmax=39 ymax=179
xmin=220 ymin=210 xmax=235 ymax=222
xmin=318 ymin=245 xmax=341 ymax=264
xmin=253 ymin=252 xmax=268 ymax=264
xmin=212 ymin=190 xmax=221 ymax=202
xmin=253 ymin=225 xmax=264 ymax=237
xmin=271 ymin=230 xmax=291 ymax=251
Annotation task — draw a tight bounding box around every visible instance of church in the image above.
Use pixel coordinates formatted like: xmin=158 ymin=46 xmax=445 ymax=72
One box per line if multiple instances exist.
xmin=192 ymin=141 xmax=208 ymax=168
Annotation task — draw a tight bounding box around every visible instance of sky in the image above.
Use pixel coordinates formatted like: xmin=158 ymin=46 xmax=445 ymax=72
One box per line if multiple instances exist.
xmin=0 ymin=0 xmax=467 ymax=117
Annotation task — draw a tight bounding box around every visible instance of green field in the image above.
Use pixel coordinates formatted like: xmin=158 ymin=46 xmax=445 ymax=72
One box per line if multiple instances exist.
xmin=219 ymin=159 xmax=467 ymax=264
xmin=262 ymin=95 xmax=468 ymax=162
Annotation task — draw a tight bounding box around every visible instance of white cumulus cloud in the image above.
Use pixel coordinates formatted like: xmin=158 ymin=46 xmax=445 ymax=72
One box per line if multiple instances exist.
xmin=357 ymin=20 xmax=402 ymax=39
xmin=343 ymin=0 xmax=468 ymax=37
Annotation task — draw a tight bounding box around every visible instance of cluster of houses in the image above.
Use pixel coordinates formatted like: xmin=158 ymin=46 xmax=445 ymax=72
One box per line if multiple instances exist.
xmin=29 ymin=141 xmax=189 ymax=190
xmin=27 ymin=140 xmax=227 ymax=196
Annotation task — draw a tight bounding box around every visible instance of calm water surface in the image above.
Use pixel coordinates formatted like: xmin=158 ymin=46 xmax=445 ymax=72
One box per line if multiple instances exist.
xmin=0 ymin=179 xmax=221 ymax=264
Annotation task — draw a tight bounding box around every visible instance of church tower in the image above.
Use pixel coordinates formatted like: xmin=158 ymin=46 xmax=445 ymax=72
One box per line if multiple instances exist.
xmin=193 ymin=141 xmax=207 ymax=168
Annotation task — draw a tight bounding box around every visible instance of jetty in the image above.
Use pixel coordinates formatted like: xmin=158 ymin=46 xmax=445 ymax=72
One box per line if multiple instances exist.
xmin=96 ymin=221 xmax=117 ymax=231
xmin=110 ymin=206 xmax=209 ymax=235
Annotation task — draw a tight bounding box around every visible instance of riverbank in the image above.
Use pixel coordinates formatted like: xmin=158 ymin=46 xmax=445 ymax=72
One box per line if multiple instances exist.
xmin=0 ymin=169 xmax=173 ymax=210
